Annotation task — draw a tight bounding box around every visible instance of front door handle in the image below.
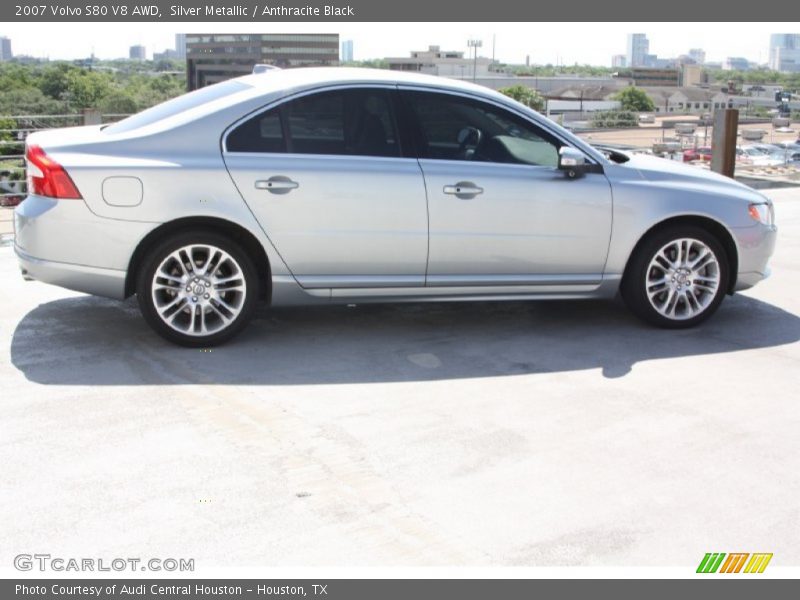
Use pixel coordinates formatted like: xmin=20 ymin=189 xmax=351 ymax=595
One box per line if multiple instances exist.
xmin=255 ymin=176 xmax=299 ymax=194
xmin=443 ymin=181 xmax=483 ymax=199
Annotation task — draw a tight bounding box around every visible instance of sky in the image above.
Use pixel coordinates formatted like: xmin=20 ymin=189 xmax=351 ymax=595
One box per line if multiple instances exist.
xmin=3 ymin=22 xmax=799 ymax=65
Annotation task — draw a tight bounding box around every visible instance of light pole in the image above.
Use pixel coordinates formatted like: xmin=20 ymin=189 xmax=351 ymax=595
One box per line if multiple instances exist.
xmin=468 ymin=39 xmax=482 ymax=82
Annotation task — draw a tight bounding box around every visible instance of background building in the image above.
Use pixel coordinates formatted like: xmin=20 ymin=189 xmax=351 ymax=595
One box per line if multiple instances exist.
xmin=688 ymin=48 xmax=706 ymax=64
xmin=129 ymin=45 xmax=146 ymax=61
xmin=629 ymin=67 xmax=680 ymax=87
xmin=341 ymin=39 xmax=354 ymax=62
xmin=0 ymin=37 xmax=13 ymax=61
xmin=186 ymin=33 xmax=339 ymax=90
xmin=627 ymin=34 xmax=649 ymax=68
xmin=722 ymin=56 xmax=751 ymax=71
xmin=175 ymin=34 xmax=187 ymax=60
xmin=612 ymin=54 xmax=627 ymax=68
xmin=386 ymin=45 xmax=495 ymax=78
xmin=769 ymin=33 xmax=800 ymax=73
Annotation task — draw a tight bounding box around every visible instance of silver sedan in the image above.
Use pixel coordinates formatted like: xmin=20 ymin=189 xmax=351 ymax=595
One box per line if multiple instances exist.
xmin=14 ymin=68 xmax=777 ymax=346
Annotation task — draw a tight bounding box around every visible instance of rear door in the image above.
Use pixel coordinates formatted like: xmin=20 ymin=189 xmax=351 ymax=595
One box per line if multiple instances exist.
xmin=223 ymin=86 xmax=429 ymax=289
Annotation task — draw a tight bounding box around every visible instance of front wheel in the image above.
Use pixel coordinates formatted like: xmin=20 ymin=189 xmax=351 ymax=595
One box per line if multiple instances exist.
xmin=621 ymin=226 xmax=730 ymax=328
xmin=136 ymin=231 xmax=260 ymax=346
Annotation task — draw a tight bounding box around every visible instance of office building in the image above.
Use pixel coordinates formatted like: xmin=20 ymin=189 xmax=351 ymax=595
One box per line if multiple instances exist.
xmin=175 ymin=33 xmax=187 ymax=59
xmin=0 ymin=37 xmax=12 ymax=61
xmin=129 ymin=45 xmax=146 ymax=60
xmin=722 ymin=57 xmax=750 ymax=71
xmin=769 ymin=33 xmax=800 ymax=72
xmin=386 ymin=45 xmax=495 ymax=78
xmin=341 ymin=39 xmax=354 ymax=62
xmin=688 ymin=48 xmax=706 ymax=64
xmin=627 ymin=34 xmax=649 ymax=68
xmin=186 ymin=33 xmax=339 ymax=90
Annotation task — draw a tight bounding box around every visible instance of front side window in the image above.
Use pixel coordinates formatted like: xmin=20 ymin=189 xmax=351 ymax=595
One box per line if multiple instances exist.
xmin=402 ymin=91 xmax=561 ymax=167
xmin=226 ymin=88 xmax=400 ymax=157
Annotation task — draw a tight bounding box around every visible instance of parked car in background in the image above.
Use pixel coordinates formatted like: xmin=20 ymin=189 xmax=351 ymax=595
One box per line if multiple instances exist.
xmin=774 ymin=141 xmax=800 ymax=163
xmin=13 ymin=68 xmax=777 ymax=345
xmin=683 ymin=146 xmax=713 ymax=162
xmin=736 ymin=145 xmax=785 ymax=167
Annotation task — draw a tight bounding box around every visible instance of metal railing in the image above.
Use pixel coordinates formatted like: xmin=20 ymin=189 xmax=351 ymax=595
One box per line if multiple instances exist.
xmin=0 ymin=113 xmax=130 ymax=206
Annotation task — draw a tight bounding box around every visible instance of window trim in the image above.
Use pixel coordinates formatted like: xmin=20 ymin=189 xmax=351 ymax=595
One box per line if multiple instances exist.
xmin=221 ymin=84 xmax=408 ymax=159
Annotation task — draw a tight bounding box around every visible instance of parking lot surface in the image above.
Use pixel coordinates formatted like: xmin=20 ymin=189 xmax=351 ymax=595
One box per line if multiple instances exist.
xmin=1 ymin=188 xmax=799 ymax=568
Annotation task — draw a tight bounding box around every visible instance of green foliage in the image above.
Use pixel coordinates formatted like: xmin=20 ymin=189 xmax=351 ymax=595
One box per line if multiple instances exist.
xmin=505 ymin=64 xmax=616 ymax=77
xmin=499 ymin=85 xmax=545 ymax=111
xmin=591 ymin=110 xmax=639 ymax=128
xmin=613 ymin=87 xmax=655 ymax=112
xmin=340 ymin=59 xmax=389 ymax=69
xmin=706 ymin=68 xmax=800 ymax=91
xmin=0 ymin=59 xmax=188 ymax=118
xmin=97 ymin=91 xmax=139 ymax=114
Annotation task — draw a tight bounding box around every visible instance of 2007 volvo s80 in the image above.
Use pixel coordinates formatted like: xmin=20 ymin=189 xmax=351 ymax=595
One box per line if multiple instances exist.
xmin=14 ymin=68 xmax=777 ymax=346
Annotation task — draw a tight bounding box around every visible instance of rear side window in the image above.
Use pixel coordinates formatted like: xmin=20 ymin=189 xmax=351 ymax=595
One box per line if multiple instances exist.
xmin=226 ymin=110 xmax=284 ymax=153
xmin=226 ymin=88 xmax=400 ymax=158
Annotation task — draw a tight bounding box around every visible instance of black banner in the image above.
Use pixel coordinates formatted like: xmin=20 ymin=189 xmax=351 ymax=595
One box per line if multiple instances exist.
xmin=2 ymin=0 xmax=800 ymax=21
xmin=4 ymin=579 xmax=800 ymax=599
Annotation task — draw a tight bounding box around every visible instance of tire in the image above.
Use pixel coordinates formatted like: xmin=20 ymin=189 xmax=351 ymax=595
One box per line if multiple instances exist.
xmin=621 ymin=225 xmax=730 ymax=329
xmin=136 ymin=230 xmax=260 ymax=347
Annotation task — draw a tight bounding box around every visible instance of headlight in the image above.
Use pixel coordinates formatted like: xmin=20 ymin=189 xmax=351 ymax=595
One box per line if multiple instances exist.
xmin=748 ymin=202 xmax=774 ymax=226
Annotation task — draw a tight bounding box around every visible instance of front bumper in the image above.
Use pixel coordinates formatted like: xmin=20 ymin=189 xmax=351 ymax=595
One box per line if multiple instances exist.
xmin=731 ymin=222 xmax=777 ymax=291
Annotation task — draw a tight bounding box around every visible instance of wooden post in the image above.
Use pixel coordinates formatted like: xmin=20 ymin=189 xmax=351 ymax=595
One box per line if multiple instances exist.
xmin=710 ymin=108 xmax=738 ymax=178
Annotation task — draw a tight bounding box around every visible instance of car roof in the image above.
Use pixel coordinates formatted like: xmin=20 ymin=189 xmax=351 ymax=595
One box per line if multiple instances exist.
xmin=237 ymin=67 xmax=502 ymax=97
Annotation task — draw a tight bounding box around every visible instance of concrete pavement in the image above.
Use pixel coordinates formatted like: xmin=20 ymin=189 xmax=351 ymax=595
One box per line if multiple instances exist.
xmin=1 ymin=188 xmax=799 ymax=569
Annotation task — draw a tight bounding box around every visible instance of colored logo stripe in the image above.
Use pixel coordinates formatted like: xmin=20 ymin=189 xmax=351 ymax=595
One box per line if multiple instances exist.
xmin=719 ymin=553 xmax=749 ymax=573
xmin=744 ymin=553 xmax=773 ymax=573
xmin=697 ymin=552 xmax=773 ymax=573
xmin=697 ymin=553 xmax=726 ymax=573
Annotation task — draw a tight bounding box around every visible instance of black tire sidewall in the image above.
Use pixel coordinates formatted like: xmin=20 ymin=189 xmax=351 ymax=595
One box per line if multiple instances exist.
xmin=622 ymin=226 xmax=730 ymax=328
xmin=135 ymin=231 xmax=260 ymax=347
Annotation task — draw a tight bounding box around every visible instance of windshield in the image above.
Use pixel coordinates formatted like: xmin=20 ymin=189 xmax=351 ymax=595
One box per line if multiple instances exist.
xmin=105 ymin=80 xmax=250 ymax=134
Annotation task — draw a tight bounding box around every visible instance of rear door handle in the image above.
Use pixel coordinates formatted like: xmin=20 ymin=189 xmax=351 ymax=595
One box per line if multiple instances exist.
xmin=443 ymin=181 xmax=483 ymax=198
xmin=255 ymin=176 xmax=299 ymax=194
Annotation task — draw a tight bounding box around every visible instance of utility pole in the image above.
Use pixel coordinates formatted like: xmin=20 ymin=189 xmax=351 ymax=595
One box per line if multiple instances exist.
xmin=468 ymin=39 xmax=482 ymax=82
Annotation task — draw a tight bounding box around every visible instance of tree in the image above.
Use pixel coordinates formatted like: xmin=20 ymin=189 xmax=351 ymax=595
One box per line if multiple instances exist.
xmin=499 ymin=85 xmax=545 ymax=111
xmin=613 ymin=87 xmax=655 ymax=112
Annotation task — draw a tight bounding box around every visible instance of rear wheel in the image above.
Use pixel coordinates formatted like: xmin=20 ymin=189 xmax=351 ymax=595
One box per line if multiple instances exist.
xmin=136 ymin=231 xmax=259 ymax=346
xmin=621 ymin=226 xmax=730 ymax=328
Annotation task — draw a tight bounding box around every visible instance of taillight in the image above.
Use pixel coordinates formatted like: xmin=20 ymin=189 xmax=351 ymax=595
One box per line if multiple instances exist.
xmin=25 ymin=144 xmax=82 ymax=199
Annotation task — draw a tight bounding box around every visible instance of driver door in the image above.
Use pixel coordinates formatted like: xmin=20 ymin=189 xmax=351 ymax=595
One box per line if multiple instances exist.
xmin=399 ymin=89 xmax=613 ymax=286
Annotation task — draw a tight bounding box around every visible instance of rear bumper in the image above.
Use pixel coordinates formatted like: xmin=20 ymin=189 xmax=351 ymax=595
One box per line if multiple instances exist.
xmin=15 ymin=245 xmax=126 ymax=299
xmin=14 ymin=194 xmax=152 ymax=299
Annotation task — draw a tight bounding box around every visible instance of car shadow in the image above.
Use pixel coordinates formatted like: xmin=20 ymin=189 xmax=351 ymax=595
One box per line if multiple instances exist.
xmin=9 ymin=294 xmax=800 ymax=385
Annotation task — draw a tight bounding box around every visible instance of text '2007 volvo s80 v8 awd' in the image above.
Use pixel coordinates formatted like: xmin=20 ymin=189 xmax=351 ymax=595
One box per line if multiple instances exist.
xmin=14 ymin=68 xmax=777 ymax=346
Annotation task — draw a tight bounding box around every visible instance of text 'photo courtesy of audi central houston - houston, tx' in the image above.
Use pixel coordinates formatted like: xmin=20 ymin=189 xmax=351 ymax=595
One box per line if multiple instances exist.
xmin=14 ymin=68 xmax=776 ymax=346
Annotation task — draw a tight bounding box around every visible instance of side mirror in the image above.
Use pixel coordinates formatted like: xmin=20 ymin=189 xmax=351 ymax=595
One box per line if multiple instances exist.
xmin=558 ymin=147 xmax=587 ymax=179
